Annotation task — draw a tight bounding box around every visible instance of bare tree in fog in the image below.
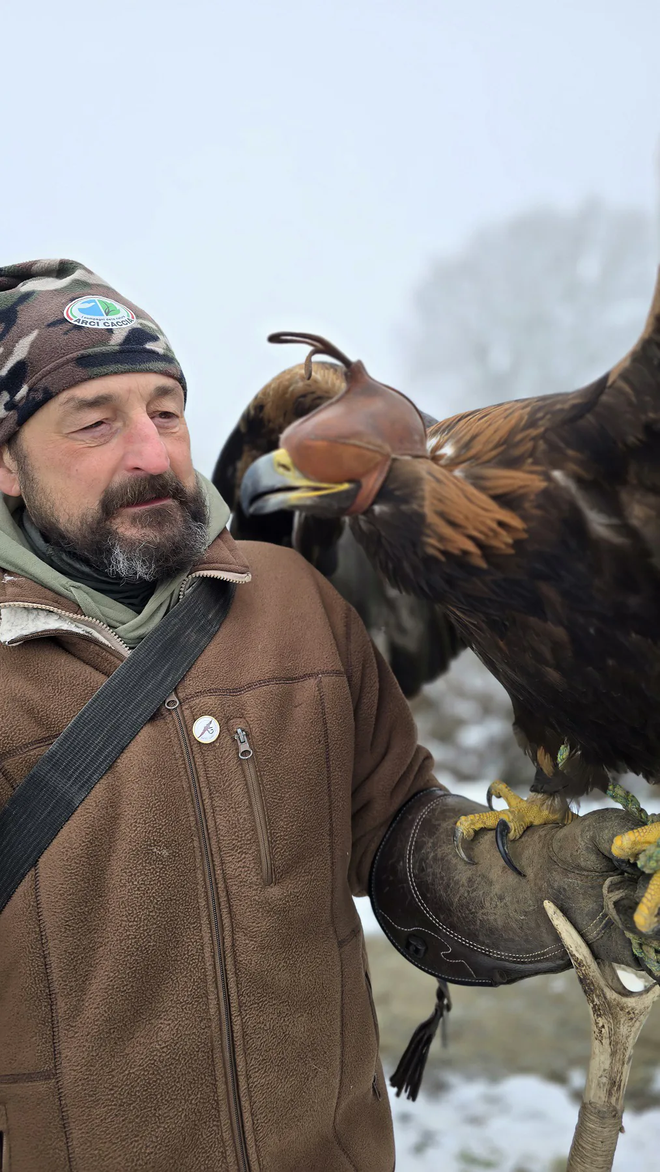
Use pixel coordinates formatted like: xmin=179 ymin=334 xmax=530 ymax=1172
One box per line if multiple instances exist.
xmin=407 ymin=200 xmax=655 ymax=418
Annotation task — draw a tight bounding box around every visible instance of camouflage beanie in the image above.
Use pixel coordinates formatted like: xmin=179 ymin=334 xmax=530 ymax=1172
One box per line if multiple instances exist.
xmin=0 ymin=259 xmax=186 ymax=444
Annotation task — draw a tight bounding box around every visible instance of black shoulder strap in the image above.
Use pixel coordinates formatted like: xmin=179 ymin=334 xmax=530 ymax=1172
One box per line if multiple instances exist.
xmin=0 ymin=577 xmax=235 ymax=914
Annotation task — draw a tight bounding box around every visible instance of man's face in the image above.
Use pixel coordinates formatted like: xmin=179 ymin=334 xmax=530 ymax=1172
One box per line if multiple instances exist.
xmin=0 ymin=371 xmax=209 ymax=581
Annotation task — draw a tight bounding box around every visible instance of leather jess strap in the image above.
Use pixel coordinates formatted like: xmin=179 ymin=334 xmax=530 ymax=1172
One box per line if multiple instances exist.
xmin=0 ymin=578 xmax=235 ymax=914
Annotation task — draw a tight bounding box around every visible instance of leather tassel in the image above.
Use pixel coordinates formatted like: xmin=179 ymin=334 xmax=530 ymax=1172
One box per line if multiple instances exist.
xmin=389 ymin=980 xmax=452 ymax=1101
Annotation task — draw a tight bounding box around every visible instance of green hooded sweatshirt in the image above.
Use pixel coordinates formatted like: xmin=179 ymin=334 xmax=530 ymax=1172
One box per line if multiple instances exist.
xmin=0 ymin=474 xmax=230 ymax=647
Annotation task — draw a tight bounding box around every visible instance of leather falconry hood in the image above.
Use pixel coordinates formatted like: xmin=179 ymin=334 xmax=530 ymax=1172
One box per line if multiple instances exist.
xmin=268 ymin=332 xmax=428 ymax=515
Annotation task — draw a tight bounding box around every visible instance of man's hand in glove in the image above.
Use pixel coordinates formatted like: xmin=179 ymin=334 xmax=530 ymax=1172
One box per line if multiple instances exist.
xmin=369 ymin=789 xmax=648 ymax=987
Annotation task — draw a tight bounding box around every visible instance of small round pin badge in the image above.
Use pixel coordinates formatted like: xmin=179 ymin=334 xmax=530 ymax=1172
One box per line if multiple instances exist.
xmin=192 ymin=716 xmax=220 ymax=744
xmin=64 ymin=295 xmax=136 ymax=329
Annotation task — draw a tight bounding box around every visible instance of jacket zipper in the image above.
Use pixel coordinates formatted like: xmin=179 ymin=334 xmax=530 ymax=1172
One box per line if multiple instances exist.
xmin=169 ymin=696 xmax=251 ymax=1172
xmin=178 ymin=568 xmax=251 ymax=603
xmin=0 ymin=601 xmax=131 ymax=656
xmin=0 ymin=568 xmax=250 ymax=656
xmin=233 ymin=728 xmax=274 ymax=886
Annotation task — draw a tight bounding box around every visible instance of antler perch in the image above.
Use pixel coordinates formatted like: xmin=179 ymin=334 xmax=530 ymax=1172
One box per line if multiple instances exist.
xmin=544 ymin=900 xmax=659 ymax=1172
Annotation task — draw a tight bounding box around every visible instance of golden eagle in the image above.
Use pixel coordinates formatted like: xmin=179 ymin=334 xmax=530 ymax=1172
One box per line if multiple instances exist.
xmin=239 ymin=272 xmax=660 ymax=937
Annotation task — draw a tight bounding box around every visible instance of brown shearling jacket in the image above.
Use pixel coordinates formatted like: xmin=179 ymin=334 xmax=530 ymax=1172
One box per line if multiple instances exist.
xmin=0 ymin=529 xmax=437 ymax=1172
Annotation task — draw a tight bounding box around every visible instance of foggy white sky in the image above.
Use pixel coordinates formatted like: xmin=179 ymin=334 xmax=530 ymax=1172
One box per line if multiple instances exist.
xmin=3 ymin=0 xmax=660 ymax=473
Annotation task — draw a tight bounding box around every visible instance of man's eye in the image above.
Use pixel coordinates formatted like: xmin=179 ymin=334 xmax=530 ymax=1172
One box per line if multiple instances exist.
xmin=80 ymin=420 xmax=107 ymax=432
xmin=155 ymin=411 xmax=178 ymax=422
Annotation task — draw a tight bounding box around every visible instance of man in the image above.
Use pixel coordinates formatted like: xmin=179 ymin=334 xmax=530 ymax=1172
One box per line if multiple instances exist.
xmin=0 ymin=260 xmax=645 ymax=1172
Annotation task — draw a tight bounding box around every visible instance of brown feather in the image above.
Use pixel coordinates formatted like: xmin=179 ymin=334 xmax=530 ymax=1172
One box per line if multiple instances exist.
xmin=420 ymin=463 xmax=528 ymax=565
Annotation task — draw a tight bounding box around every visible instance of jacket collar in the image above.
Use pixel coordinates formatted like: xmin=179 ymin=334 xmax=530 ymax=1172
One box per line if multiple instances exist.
xmin=0 ymin=528 xmax=251 ymax=652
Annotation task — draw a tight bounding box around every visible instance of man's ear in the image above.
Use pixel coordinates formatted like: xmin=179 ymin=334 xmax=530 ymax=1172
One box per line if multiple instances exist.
xmin=0 ymin=440 xmax=21 ymax=497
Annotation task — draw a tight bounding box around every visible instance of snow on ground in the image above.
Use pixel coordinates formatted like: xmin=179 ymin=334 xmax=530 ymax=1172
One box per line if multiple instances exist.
xmin=389 ymin=1076 xmax=660 ymax=1172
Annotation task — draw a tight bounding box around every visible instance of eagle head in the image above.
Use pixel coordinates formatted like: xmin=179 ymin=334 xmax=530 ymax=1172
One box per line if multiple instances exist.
xmin=240 ymin=332 xmax=428 ymax=520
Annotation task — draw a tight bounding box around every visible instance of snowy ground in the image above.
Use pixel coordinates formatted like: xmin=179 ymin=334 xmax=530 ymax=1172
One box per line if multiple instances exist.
xmin=389 ymin=1077 xmax=660 ymax=1172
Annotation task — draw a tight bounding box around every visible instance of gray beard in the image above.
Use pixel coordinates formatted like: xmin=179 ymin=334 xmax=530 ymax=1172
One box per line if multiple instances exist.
xmin=101 ymin=514 xmax=209 ymax=581
xmin=15 ymin=458 xmax=210 ymax=584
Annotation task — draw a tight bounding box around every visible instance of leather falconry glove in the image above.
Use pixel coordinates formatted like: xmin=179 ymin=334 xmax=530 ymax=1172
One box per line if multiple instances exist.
xmin=369 ymin=789 xmax=649 ymax=1099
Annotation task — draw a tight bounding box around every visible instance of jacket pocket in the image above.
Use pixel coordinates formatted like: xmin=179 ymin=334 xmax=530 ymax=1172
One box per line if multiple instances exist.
xmin=232 ymin=724 xmax=275 ymax=885
xmin=364 ymin=969 xmax=380 ymax=1043
xmin=362 ymin=940 xmax=382 ymax=1098
xmin=0 ymin=1077 xmax=69 ymax=1171
xmin=334 ymin=932 xmax=393 ymax=1166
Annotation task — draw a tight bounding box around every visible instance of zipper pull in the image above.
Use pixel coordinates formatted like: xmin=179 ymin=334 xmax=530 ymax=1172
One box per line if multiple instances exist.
xmin=234 ymin=727 xmax=253 ymax=760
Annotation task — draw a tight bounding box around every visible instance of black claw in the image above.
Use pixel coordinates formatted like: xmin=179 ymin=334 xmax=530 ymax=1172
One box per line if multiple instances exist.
xmin=496 ymin=820 xmax=525 ymax=877
xmin=486 ymin=783 xmax=498 ymax=810
xmin=453 ymin=825 xmax=476 ymax=865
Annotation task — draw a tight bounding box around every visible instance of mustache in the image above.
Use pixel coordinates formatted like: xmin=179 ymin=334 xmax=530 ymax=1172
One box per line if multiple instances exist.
xmin=100 ymin=472 xmax=191 ymax=518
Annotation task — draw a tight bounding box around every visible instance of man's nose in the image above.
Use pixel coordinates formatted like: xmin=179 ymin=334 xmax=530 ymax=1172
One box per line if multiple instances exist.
xmin=122 ymin=415 xmax=171 ymax=476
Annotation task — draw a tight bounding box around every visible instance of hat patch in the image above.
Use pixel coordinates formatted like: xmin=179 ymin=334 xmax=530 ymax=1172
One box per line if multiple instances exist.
xmin=64 ymin=296 xmax=136 ymax=330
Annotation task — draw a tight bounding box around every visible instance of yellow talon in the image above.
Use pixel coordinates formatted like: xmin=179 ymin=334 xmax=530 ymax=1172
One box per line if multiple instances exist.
xmin=487 ymin=780 xmax=529 ymax=811
xmin=611 ymin=821 xmax=660 ymax=934
xmin=611 ymin=821 xmax=660 ymax=860
xmin=455 ymin=786 xmax=577 ymax=851
xmin=633 ymin=871 xmax=660 ymax=934
xmin=456 ymin=810 xmax=502 ymax=841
